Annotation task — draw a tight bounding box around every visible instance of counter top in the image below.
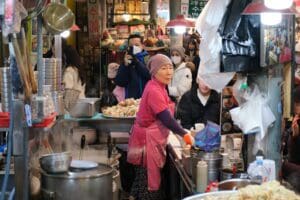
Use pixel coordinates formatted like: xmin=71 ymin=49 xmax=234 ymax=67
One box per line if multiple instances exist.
xmin=63 ymin=113 xmax=135 ymax=133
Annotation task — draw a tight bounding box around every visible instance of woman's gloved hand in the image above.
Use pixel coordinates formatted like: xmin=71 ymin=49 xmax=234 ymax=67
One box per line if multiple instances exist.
xmin=183 ymin=132 xmax=195 ymax=145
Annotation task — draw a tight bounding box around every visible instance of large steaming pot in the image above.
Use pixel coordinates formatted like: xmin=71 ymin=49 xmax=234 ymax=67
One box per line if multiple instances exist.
xmin=41 ymin=164 xmax=112 ymax=200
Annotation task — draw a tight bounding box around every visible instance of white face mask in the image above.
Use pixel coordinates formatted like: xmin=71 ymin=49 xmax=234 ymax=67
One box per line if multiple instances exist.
xmin=133 ymin=45 xmax=142 ymax=55
xmin=171 ymin=56 xmax=182 ymax=64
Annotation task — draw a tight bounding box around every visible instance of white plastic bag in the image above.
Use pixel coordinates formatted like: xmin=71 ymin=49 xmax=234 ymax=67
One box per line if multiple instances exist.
xmin=196 ymin=0 xmax=231 ymax=73
xmin=198 ymin=72 xmax=235 ymax=93
xmin=230 ymin=85 xmax=275 ymax=138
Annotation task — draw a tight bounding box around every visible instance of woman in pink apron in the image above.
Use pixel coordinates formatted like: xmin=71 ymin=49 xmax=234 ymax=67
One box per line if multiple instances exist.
xmin=127 ymin=54 xmax=194 ymax=200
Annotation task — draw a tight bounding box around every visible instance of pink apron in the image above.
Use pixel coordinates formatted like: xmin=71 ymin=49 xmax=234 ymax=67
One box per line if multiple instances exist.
xmin=127 ymin=100 xmax=175 ymax=191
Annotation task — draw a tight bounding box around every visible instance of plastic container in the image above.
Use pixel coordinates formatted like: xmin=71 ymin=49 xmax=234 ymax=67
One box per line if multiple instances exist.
xmin=196 ymin=160 xmax=208 ymax=193
xmin=247 ymin=156 xmax=269 ymax=184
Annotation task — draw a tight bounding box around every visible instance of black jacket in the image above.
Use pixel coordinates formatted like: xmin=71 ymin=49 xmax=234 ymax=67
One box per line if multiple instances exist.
xmin=176 ymin=86 xmax=220 ymax=129
xmin=114 ymin=59 xmax=150 ymax=99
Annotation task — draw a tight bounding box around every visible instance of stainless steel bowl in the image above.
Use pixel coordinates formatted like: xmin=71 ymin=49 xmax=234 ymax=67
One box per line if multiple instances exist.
xmin=42 ymin=3 xmax=75 ymax=34
xmin=39 ymin=152 xmax=72 ymax=174
xmin=218 ymin=178 xmax=256 ymax=191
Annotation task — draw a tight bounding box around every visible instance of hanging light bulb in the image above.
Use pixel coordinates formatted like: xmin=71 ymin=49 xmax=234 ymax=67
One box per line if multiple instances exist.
xmin=60 ymin=30 xmax=70 ymax=38
xmin=260 ymin=12 xmax=282 ymax=25
xmin=264 ymin=0 xmax=293 ymax=10
xmin=122 ymin=13 xmax=131 ymax=22
xmin=174 ymin=26 xmax=186 ymax=34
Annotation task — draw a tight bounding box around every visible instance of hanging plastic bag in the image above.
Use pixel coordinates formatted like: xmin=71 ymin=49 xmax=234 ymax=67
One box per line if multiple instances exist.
xmin=3 ymin=1 xmax=27 ymax=37
xmin=230 ymin=85 xmax=275 ymax=138
xmin=194 ymin=121 xmax=221 ymax=152
xmin=196 ymin=0 xmax=231 ymax=72
xmin=198 ymin=72 xmax=235 ymax=93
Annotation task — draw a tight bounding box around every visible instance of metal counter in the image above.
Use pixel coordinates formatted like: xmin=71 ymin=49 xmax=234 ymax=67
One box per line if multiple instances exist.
xmin=63 ymin=113 xmax=134 ymax=133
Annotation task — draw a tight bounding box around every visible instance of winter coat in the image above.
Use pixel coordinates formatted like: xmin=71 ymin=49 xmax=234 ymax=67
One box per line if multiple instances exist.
xmin=168 ymin=62 xmax=192 ymax=102
xmin=114 ymin=58 xmax=151 ymax=99
xmin=177 ymin=86 xmax=220 ymax=129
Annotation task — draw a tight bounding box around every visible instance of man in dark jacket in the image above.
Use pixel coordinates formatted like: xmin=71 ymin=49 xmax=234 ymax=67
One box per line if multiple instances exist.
xmin=177 ymin=77 xmax=220 ymax=129
xmin=114 ymin=34 xmax=151 ymax=99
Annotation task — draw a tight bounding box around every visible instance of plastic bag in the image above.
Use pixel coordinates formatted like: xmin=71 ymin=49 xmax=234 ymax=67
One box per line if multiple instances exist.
xmin=196 ymin=0 xmax=231 ymax=71
xmin=194 ymin=121 xmax=221 ymax=152
xmin=230 ymin=84 xmax=275 ymax=138
xmin=198 ymin=72 xmax=235 ymax=93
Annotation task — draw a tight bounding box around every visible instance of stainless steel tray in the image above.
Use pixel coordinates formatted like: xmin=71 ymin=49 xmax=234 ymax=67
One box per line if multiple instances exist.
xmin=183 ymin=191 xmax=237 ymax=200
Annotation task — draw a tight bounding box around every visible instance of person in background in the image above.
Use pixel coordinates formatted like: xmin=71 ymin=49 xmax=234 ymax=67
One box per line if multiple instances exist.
xmin=185 ymin=38 xmax=200 ymax=84
xmin=114 ymin=34 xmax=151 ymax=99
xmin=282 ymin=86 xmax=300 ymax=193
xmin=107 ymin=62 xmax=125 ymax=102
xmin=168 ymin=46 xmax=193 ymax=103
xmin=62 ymin=42 xmax=86 ymax=110
xmin=176 ymin=76 xmax=220 ymax=130
xmin=127 ymin=54 xmax=194 ymax=200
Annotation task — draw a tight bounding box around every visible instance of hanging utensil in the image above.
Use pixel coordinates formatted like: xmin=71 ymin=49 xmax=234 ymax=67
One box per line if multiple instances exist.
xmin=79 ymin=135 xmax=86 ymax=160
xmin=20 ymin=28 xmax=37 ymax=93
xmin=11 ymin=33 xmax=32 ymax=101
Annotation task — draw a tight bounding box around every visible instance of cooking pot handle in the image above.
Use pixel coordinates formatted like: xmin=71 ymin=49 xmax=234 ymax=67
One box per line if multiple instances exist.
xmin=42 ymin=189 xmax=56 ymax=200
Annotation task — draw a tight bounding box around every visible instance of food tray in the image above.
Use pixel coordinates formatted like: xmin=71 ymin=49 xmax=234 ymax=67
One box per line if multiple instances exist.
xmin=101 ymin=113 xmax=136 ymax=119
xmin=183 ymin=191 xmax=237 ymax=200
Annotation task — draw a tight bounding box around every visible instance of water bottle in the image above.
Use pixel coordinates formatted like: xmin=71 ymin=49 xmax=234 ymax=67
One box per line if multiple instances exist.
xmin=248 ymin=156 xmax=269 ymax=184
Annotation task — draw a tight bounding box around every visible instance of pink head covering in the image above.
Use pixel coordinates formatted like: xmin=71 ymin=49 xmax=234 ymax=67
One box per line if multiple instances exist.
xmin=147 ymin=54 xmax=172 ymax=76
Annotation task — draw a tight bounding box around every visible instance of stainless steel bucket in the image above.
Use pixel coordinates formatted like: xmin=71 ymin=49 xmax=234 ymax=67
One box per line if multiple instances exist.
xmin=41 ymin=164 xmax=113 ymax=200
xmin=191 ymin=150 xmax=222 ymax=183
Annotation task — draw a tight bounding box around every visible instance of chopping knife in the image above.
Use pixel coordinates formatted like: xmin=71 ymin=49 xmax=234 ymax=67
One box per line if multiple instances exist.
xmin=79 ymin=135 xmax=86 ymax=160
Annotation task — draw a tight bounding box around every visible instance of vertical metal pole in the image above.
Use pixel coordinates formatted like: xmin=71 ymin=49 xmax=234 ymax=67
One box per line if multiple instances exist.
xmin=149 ymin=0 xmax=157 ymax=22
xmin=37 ymin=14 xmax=44 ymax=96
xmin=13 ymin=100 xmax=28 ymax=200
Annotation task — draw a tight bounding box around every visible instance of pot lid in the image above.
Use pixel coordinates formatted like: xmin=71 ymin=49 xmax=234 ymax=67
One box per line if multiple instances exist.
xmin=41 ymin=163 xmax=113 ymax=179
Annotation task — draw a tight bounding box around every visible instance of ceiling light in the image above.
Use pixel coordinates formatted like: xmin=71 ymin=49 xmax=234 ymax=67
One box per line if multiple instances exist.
xmin=264 ymin=0 xmax=293 ymax=10
xmin=260 ymin=12 xmax=282 ymax=25
xmin=60 ymin=30 xmax=70 ymax=38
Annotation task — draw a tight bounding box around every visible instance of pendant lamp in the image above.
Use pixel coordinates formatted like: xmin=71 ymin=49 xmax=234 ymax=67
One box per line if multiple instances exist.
xmin=242 ymin=0 xmax=296 ymax=25
xmin=264 ymin=0 xmax=293 ymax=10
xmin=242 ymin=0 xmax=297 ymax=15
xmin=166 ymin=15 xmax=195 ymax=34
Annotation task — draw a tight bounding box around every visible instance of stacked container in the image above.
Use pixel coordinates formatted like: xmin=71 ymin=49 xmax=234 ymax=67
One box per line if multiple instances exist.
xmin=0 ymin=67 xmax=11 ymax=112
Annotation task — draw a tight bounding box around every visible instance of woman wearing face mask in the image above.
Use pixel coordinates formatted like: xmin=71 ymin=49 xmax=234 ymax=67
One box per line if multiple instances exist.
xmin=168 ymin=46 xmax=193 ymax=103
xmin=127 ymin=54 xmax=194 ymax=200
xmin=185 ymin=38 xmax=200 ymax=84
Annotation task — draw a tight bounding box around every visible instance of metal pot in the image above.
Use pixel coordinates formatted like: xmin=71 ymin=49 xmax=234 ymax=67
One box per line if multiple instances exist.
xmin=190 ymin=150 xmax=222 ymax=183
xmin=220 ymin=169 xmax=249 ymax=181
xmin=39 ymin=152 xmax=72 ymax=174
xmin=218 ymin=178 xmax=256 ymax=190
xmin=41 ymin=164 xmax=113 ymax=200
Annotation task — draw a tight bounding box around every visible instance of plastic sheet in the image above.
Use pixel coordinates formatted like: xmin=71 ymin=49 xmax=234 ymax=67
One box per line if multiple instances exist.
xmin=229 ymin=85 xmax=275 ymax=139
xmin=194 ymin=121 xmax=221 ymax=152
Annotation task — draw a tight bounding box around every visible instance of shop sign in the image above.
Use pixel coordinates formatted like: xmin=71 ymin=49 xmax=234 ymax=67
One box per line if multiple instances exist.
xmin=188 ymin=0 xmax=208 ymax=19
xmin=181 ymin=3 xmax=189 ymax=18
xmin=88 ymin=0 xmax=100 ymax=45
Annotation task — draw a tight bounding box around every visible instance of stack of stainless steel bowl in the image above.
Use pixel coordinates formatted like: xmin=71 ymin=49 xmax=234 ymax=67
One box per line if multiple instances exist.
xmin=51 ymin=91 xmax=64 ymax=115
xmin=0 ymin=67 xmax=11 ymax=112
xmin=42 ymin=58 xmax=64 ymax=115
xmin=43 ymin=58 xmax=61 ymax=91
